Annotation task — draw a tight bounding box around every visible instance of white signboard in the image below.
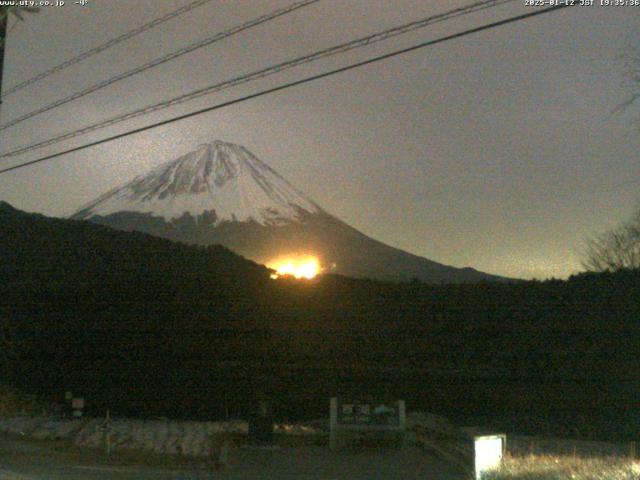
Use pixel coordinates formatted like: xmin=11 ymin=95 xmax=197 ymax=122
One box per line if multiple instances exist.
xmin=329 ymin=397 xmax=406 ymax=450
xmin=474 ymin=434 xmax=505 ymax=479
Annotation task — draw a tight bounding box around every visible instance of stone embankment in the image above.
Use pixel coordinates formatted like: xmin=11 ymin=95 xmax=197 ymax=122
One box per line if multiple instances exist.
xmin=0 ymin=412 xmax=448 ymax=458
xmin=0 ymin=416 xmax=250 ymax=457
xmin=4 ymin=412 xmax=627 ymax=462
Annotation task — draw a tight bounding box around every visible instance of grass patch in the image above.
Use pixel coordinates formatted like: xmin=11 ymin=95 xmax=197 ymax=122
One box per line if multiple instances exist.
xmin=484 ymin=454 xmax=640 ymax=480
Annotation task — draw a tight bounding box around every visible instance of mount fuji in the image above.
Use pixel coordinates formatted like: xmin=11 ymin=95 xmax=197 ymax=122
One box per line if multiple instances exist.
xmin=72 ymin=140 xmax=506 ymax=283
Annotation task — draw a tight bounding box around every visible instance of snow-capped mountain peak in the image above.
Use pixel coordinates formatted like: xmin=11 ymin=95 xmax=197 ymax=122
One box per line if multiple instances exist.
xmin=73 ymin=140 xmax=321 ymax=225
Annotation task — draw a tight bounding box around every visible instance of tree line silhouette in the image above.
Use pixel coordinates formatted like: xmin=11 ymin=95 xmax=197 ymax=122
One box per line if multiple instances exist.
xmin=1 ymin=201 xmax=638 ymax=441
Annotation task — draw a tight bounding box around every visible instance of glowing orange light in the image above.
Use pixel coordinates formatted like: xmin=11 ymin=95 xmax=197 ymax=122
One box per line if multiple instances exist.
xmin=268 ymin=255 xmax=321 ymax=279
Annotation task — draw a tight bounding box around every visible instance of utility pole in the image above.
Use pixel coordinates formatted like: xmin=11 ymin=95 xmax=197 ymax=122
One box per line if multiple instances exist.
xmin=0 ymin=6 xmax=39 ymax=108
xmin=0 ymin=9 xmax=7 ymax=106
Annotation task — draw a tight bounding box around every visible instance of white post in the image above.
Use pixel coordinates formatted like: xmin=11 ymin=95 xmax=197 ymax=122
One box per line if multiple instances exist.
xmin=104 ymin=409 xmax=111 ymax=457
xmin=329 ymin=397 xmax=338 ymax=450
xmin=474 ymin=434 xmax=506 ymax=479
xmin=398 ymin=400 xmax=406 ymax=448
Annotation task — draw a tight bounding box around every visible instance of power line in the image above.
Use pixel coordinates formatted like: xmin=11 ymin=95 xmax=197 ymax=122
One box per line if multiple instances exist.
xmin=0 ymin=0 xmax=320 ymax=132
xmin=0 ymin=0 xmax=514 ymax=158
xmin=0 ymin=3 xmax=575 ymax=177
xmin=0 ymin=0 xmax=213 ymax=98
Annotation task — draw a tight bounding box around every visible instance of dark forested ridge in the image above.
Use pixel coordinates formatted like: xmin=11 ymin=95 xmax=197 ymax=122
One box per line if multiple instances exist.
xmin=1 ymin=201 xmax=639 ymax=441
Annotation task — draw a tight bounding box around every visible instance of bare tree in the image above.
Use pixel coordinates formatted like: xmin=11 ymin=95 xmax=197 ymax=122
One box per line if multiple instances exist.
xmin=1 ymin=6 xmax=39 ymax=98
xmin=613 ymin=48 xmax=640 ymax=126
xmin=0 ymin=6 xmax=39 ymax=46
xmin=0 ymin=7 xmax=39 ymax=22
xmin=582 ymin=208 xmax=640 ymax=272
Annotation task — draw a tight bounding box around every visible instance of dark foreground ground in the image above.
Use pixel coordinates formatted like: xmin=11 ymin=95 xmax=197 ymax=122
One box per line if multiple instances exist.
xmin=0 ymin=434 xmax=465 ymax=480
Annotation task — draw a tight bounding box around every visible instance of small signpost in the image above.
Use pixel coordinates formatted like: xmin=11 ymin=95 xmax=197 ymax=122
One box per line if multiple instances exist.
xmin=247 ymin=400 xmax=274 ymax=445
xmin=71 ymin=397 xmax=85 ymax=418
xmin=102 ymin=409 xmax=112 ymax=457
xmin=329 ymin=397 xmax=406 ymax=450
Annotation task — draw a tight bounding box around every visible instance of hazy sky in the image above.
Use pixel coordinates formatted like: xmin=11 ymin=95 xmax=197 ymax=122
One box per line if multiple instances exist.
xmin=0 ymin=0 xmax=638 ymax=280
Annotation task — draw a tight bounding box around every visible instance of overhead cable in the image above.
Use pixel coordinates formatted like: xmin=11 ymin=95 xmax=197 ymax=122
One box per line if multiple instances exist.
xmin=0 ymin=0 xmax=514 ymax=157
xmin=1 ymin=0 xmax=213 ymax=98
xmin=0 ymin=2 xmax=575 ymax=176
xmin=0 ymin=0 xmax=320 ymax=131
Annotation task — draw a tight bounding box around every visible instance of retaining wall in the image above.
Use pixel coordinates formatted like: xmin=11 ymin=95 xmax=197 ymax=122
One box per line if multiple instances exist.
xmin=0 ymin=415 xmax=248 ymax=457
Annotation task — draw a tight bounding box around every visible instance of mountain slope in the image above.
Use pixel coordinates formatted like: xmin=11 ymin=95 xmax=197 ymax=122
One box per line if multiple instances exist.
xmin=74 ymin=141 xmax=320 ymax=226
xmin=72 ymin=141 xmax=508 ymax=284
xmin=0 ymin=200 xmax=270 ymax=299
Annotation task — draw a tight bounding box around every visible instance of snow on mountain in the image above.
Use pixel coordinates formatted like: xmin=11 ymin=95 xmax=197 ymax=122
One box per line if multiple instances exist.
xmin=72 ymin=139 xmax=510 ymax=284
xmin=74 ymin=141 xmax=321 ymax=226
